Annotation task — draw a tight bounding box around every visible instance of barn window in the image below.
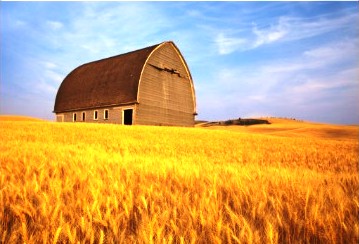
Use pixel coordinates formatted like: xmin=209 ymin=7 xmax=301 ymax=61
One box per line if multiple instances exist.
xmin=82 ymin=112 xmax=86 ymax=121
xmin=104 ymin=109 xmax=109 ymax=120
xmin=94 ymin=110 xmax=98 ymax=120
xmin=73 ymin=113 xmax=77 ymax=122
xmin=56 ymin=115 xmax=64 ymax=122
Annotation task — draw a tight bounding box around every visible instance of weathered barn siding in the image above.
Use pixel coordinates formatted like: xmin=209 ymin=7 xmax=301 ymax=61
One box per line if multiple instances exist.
xmin=56 ymin=105 xmax=135 ymax=124
xmin=136 ymin=42 xmax=195 ymax=126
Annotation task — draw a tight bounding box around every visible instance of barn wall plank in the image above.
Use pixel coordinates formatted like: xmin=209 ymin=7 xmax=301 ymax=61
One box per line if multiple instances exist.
xmin=137 ymin=42 xmax=195 ymax=127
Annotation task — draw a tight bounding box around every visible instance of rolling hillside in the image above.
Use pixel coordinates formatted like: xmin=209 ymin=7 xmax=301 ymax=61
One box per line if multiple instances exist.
xmin=197 ymin=118 xmax=358 ymax=140
xmin=0 ymin=115 xmax=44 ymax=122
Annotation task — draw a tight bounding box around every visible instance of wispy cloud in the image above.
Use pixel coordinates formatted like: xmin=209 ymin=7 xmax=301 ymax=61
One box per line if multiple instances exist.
xmin=252 ymin=20 xmax=288 ymax=48
xmin=215 ymin=33 xmax=247 ymax=55
xmin=203 ymin=35 xmax=359 ymax=122
xmin=262 ymin=38 xmax=358 ymax=74
xmin=213 ymin=9 xmax=358 ymax=55
xmin=46 ymin=21 xmax=63 ymax=30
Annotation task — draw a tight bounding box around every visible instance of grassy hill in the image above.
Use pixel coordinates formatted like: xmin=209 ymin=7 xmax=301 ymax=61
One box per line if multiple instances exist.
xmin=0 ymin=119 xmax=358 ymax=243
xmin=0 ymin=115 xmax=44 ymax=122
xmin=197 ymin=117 xmax=358 ymax=140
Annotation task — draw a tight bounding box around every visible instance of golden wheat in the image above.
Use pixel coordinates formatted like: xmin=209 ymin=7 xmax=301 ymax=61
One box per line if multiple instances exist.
xmin=0 ymin=119 xmax=358 ymax=243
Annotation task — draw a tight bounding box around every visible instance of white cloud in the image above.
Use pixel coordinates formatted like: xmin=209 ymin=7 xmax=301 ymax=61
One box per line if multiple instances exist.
xmin=207 ymin=35 xmax=359 ymax=122
xmin=215 ymin=33 xmax=247 ymax=55
xmin=42 ymin=61 xmax=58 ymax=69
xmin=252 ymin=19 xmax=288 ymax=48
xmin=14 ymin=20 xmax=26 ymax=28
xmin=268 ymin=39 xmax=358 ymax=75
xmin=290 ymin=67 xmax=359 ymax=95
xmin=44 ymin=70 xmax=63 ymax=84
xmin=46 ymin=21 xmax=63 ymax=30
xmin=52 ymin=2 xmax=172 ymax=60
xmin=35 ymin=79 xmax=57 ymax=94
xmin=303 ymin=40 xmax=357 ymax=65
xmin=186 ymin=9 xmax=203 ymax=18
xmin=213 ymin=11 xmax=358 ymax=55
xmin=248 ymin=95 xmax=267 ymax=102
xmin=284 ymin=12 xmax=358 ymax=42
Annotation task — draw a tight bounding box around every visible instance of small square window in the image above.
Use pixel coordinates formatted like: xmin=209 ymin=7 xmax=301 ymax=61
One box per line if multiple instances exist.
xmin=94 ymin=110 xmax=98 ymax=120
xmin=57 ymin=115 xmax=64 ymax=122
xmin=104 ymin=109 xmax=109 ymax=120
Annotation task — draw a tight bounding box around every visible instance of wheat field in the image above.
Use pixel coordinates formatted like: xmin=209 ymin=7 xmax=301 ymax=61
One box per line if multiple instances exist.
xmin=0 ymin=116 xmax=358 ymax=243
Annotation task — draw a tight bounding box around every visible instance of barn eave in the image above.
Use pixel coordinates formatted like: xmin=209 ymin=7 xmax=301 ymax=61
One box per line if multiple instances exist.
xmin=53 ymin=101 xmax=139 ymax=113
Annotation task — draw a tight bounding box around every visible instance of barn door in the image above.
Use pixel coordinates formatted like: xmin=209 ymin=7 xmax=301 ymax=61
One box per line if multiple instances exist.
xmin=123 ymin=109 xmax=133 ymax=125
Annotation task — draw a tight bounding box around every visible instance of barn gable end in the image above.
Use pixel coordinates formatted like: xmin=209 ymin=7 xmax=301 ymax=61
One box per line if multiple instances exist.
xmin=53 ymin=41 xmax=196 ymax=126
xmin=136 ymin=42 xmax=196 ymax=126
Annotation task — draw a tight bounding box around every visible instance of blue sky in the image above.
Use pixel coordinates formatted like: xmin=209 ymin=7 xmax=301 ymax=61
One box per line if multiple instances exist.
xmin=1 ymin=1 xmax=358 ymax=124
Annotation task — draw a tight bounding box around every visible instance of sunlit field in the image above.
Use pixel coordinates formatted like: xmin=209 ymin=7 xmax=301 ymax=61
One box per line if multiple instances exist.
xmin=1 ymin=116 xmax=358 ymax=243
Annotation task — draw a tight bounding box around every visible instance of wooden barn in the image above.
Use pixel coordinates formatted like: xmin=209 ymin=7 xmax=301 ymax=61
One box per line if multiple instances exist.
xmin=53 ymin=41 xmax=197 ymax=126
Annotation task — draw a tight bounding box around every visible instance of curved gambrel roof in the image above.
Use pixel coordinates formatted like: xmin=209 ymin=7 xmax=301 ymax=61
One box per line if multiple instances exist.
xmin=54 ymin=43 xmax=160 ymax=113
xmin=54 ymin=41 xmax=196 ymax=113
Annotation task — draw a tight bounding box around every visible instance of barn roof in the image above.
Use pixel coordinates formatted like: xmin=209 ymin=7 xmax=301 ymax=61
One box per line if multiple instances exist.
xmin=54 ymin=42 xmax=162 ymax=113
